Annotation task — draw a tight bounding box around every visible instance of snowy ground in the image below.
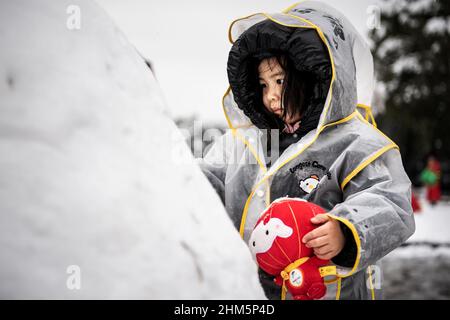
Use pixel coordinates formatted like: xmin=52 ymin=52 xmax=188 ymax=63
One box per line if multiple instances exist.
xmin=382 ymin=189 xmax=450 ymax=299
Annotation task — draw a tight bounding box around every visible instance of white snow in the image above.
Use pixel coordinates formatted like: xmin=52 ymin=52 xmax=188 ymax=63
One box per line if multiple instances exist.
xmin=378 ymin=0 xmax=434 ymax=16
xmin=407 ymin=191 xmax=450 ymax=244
xmin=392 ymin=55 xmax=421 ymax=74
xmin=424 ymin=17 xmax=450 ymax=35
xmin=383 ymin=189 xmax=450 ymax=260
xmin=381 ymin=189 xmax=450 ymax=300
xmin=0 ymin=0 xmax=266 ymax=299
xmin=377 ymin=38 xmax=403 ymax=59
xmin=377 ymin=0 xmax=406 ymax=15
xmin=408 ymin=0 xmax=435 ymax=14
xmin=385 ymin=244 xmax=450 ymax=259
xmin=381 ymin=190 xmax=450 ymax=299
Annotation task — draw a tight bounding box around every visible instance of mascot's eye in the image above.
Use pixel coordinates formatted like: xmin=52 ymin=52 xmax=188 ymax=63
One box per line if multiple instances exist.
xmin=265 ymin=230 xmax=269 ymax=235
xmin=253 ymin=241 xmax=256 ymax=247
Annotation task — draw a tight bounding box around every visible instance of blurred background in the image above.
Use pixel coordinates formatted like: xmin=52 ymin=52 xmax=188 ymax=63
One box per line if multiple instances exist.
xmin=97 ymin=0 xmax=450 ymax=299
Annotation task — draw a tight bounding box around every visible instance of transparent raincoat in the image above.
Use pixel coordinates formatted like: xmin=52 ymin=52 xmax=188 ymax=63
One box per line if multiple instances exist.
xmin=200 ymin=1 xmax=415 ymax=300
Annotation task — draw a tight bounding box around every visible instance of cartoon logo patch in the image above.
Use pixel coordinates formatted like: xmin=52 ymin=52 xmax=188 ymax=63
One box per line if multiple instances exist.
xmin=289 ymin=160 xmax=331 ymax=194
xmin=289 ymin=269 xmax=304 ymax=287
xmin=299 ymin=175 xmax=320 ymax=194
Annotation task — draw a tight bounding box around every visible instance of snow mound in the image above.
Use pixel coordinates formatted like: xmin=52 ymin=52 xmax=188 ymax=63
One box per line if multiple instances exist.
xmin=407 ymin=193 xmax=450 ymax=245
xmin=0 ymin=0 xmax=265 ymax=299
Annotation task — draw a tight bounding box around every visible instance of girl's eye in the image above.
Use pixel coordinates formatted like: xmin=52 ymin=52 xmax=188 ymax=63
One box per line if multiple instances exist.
xmin=276 ymin=79 xmax=284 ymax=85
xmin=259 ymin=83 xmax=266 ymax=88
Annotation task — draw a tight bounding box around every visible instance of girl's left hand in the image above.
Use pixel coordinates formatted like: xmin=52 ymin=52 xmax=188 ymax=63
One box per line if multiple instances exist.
xmin=301 ymin=214 xmax=345 ymax=260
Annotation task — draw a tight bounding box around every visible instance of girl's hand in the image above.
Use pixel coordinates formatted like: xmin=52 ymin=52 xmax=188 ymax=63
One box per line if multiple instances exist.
xmin=301 ymin=214 xmax=345 ymax=260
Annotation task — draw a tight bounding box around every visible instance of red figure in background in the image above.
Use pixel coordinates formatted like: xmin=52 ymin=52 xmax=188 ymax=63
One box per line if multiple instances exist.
xmin=411 ymin=192 xmax=421 ymax=213
xmin=420 ymin=155 xmax=441 ymax=206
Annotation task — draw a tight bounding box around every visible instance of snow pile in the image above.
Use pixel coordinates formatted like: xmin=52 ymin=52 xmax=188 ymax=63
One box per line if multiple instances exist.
xmin=407 ymin=195 xmax=450 ymax=244
xmin=383 ymin=190 xmax=450 ymax=259
xmin=383 ymin=190 xmax=450 ymax=258
xmin=0 ymin=0 xmax=265 ymax=299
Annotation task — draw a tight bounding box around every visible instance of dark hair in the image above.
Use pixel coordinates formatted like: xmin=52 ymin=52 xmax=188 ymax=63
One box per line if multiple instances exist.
xmin=249 ymin=53 xmax=313 ymax=129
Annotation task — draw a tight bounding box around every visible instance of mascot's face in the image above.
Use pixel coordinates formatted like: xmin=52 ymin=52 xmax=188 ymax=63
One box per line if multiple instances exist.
xmin=248 ymin=217 xmax=293 ymax=259
xmin=299 ymin=176 xmax=320 ymax=194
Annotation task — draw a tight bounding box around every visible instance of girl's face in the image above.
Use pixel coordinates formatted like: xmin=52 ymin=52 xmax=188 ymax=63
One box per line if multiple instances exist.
xmin=258 ymin=57 xmax=301 ymax=125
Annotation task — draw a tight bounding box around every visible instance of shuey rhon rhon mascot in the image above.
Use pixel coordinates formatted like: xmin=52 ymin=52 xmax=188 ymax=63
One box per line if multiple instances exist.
xmin=248 ymin=198 xmax=338 ymax=300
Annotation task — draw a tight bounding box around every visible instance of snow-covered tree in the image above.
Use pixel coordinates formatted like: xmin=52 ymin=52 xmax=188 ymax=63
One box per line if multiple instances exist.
xmin=370 ymin=0 xmax=450 ymax=184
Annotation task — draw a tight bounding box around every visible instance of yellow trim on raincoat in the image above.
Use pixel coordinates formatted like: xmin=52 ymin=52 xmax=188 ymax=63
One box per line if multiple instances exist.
xmin=357 ymin=104 xmax=377 ymax=127
xmin=327 ymin=213 xmax=362 ymax=278
xmin=340 ymin=143 xmax=399 ymax=190
xmin=336 ymin=277 xmax=342 ymax=300
xmin=368 ymin=265 xmax=376 ymax=300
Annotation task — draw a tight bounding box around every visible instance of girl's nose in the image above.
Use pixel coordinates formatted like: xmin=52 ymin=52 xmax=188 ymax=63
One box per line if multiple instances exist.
xmin=268 ymin=86 xmax=281 ymax=102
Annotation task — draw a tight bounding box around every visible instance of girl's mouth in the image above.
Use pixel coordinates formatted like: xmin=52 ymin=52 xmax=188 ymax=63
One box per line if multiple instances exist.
xmin=272 ymin=108 xmax=282 ymax=115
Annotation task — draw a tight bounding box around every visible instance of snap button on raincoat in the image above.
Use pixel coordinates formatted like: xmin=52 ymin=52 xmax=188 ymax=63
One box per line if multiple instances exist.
xmin=200 ymin=1 xmax=415 ymax=300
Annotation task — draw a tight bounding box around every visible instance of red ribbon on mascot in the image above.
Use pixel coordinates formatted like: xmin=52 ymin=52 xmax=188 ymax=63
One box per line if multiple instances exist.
xmin=248 ymin=197 xmax=338 ymax=300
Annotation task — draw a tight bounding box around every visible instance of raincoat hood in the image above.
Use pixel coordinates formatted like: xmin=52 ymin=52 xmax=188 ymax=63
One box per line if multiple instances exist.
xmin=223 ymin=0 xmax=375 ymax=131
xmin=227 ymin=19 xmax=331 ymax=130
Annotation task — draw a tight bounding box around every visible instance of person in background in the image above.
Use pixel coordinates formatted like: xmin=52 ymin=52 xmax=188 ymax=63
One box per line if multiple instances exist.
xmin=421 ymin=154 xmax=442 ymax=206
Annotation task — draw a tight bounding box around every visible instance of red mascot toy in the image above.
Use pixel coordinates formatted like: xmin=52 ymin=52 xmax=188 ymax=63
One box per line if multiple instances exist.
xmin=248 ymin=197 xmax=337 ymax=300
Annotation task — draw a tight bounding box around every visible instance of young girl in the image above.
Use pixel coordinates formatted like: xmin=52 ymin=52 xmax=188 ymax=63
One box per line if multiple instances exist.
xmin=200 ymin=1 xmax=415 ymax=300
